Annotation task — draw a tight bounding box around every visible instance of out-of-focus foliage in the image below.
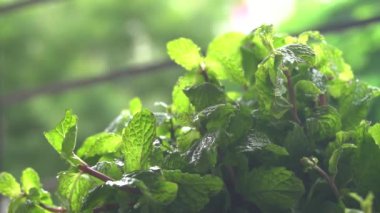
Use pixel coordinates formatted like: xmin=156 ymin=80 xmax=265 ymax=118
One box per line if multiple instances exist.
xmin=0 ymin=0 xmax=232 ymax=178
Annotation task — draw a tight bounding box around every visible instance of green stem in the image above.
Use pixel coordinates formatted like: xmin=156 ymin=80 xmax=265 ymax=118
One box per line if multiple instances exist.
xmin=313 ymin=165 xmax=340 ymax=201
xmin=78 ymin=164 xmax=114 ymax=182
xmin=318 ymin=93 xmax=328 ymax=106
xmin=39 ymin=203 xmax=66 ymax=213
xmin=284 ymin=70 xmax=301 ymax=124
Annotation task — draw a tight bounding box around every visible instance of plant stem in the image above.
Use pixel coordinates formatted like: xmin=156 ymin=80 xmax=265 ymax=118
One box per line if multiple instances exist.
xmin=39 ymin=203 xmax=66 ymax=213
xmin=200 ymin=62 xmax=209 ymax=82
xmin=78 ymin=164 xmax=114 ymax=182
xmin=169 ymin=118 xmax=176 ymax=142
xmin=284 ymin=70 xmax=301 ymax=124
xmin=313 ymin=165 xmax=340 ymax=200
xmin=318 ymin=93 xmax=328 ymax=106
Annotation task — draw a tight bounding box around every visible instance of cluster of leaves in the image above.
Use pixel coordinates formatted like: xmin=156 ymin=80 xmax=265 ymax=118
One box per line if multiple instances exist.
xmin=1 ymin=25 xmax=380 ymax=212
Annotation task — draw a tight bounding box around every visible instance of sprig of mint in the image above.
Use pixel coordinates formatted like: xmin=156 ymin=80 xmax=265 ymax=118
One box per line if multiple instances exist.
xmin=1 ymin=25 xmax=380 ymax=213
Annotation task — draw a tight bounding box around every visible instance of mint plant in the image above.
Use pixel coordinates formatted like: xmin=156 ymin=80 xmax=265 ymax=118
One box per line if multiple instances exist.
xmin=1 ymin=25 xmax=380 ymax=212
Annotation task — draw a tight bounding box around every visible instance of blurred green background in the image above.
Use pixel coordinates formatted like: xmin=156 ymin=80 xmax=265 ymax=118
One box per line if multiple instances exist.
xmin=1 ymin=0 xmax=380 ymax=196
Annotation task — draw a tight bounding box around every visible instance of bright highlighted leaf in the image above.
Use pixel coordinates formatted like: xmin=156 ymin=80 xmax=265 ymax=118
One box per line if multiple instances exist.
xmin=172 ymin=74 xmax=197 ymax=114
xmin=57 ymin=172 xmax=97 ymax=212
xmin=21 ymin=168 xmax=41 ymax=194
xmin=369 ymin=123 xmax=380 ymax=145
xmin=206 ymin=32 xmax=246 ymax=84
xmin=167 ymin=38 xmax=203 ymax=71
xmin=241 ymin=167 xmax=304 ymax=211
xmin=184 ymin=82 xmax=226 ymax=111
xmin=0 ymin=172 xmax=21 ymax=198
xmin=129 ymin=97 xmax=142 ymax=115
xmin=77 ymin=132 xmax=122 ymax=158
xmin=123 ymin=109 xmax=156 ymax=172
xmin=163 ymin=170 xmax=223 ymax=212
xmin=44 ymin=110 xmax=78 ymax=164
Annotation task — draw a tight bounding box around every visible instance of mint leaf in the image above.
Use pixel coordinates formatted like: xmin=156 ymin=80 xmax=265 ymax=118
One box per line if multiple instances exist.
xmin=298 ymin=31 xmax=353 ymax=81
xmin=206 ymin=32 xmax=246 ymax=84
xmin=167 ymin=38 xmax=202 ymax=71
xmin=57 ymin=171 xmax=97 ymax=212
xmin=254 ymin=57 xmax=292 ymax=118
xmin=353 ymin=136 xmax=380 ymax=201
xmin=275 ymin=43 xmax=315 ymax=67
xmin=106 ymin=110 xmax=132 ymax=134
xmin=184 ymin=82 xmax=226 ymax=111
xmin=163 ymin=170 xmax=223 ymax=212
xmin=186 ymin=131 xmax=219 ymax=172
xmin=241 ymin=167 xmax=304 ymax=211
xmin=77 ymin=132 xmax=122 ymax=158
xmin=0 ymin=172 xmax=21 ymax=198
xmin=306 ymin=106 xmax=342 ymax=142
xmin=129 ymin=97 xmax=142 ymax=115
xmin=369 ymin=123 xmax=380 ymax=145
xmin=295 ymin=80 xmax=322 ymax=102
xmin=337 ymin=81 xmax=379 ymax=129
xmin=238 ymin=129 xmax=288 ymax=156
xmin=123 ymin=109 xmax=156 ymax=172
xmin=44 ymin=110 xmax=80 ymax=165
xmin=21 ymin=168 xmax=41 ymax=194
xmin=328 ymin=143 xmax=356 ymax=177
xmin=172 ymin=74 xmax=197 ymax=114
xmin=107 ymin=167 xmax=178 ymax=205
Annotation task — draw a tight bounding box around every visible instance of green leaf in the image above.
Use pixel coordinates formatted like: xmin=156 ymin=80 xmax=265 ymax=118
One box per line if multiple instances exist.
xmin=77 ymin=132 xmax=122 ymax=158
xmin=284 ymin=123 xmax=314 ymax=158
xmin=298 ymin=31 xmax=353 ymax=81
xmin=193 ymin=104 xmax=236 ymax=132
xmin=44 ymin=110 xmax=79 ymax=164
xmin=57 ymin=171 xmax=97 ymax=212
xmin=21 ymin=168 xmax=41 ymax=194
xmin=183 ymin=82 xmax=226 ymax=111
xmin=8 ymin=196 xmax=48 ymax=213
xmin=123 ymin=109 xmax=156 ymax=172
xmin=206 ymin=32 xmax=247 ymax=84
xmin=241 ymin=167 xmax=305 ymax=211
xmin=92 ymin=161 xmax=123 ymax=180
xmin=369 ymin=123 xmax=380 ymax=145
xmin=129 ymin=97 xmax=142 ymax=115
xmin=337 ymin=81 xmax=379 ymax=129
xmin=328 ymin=143 xmax=357 ymax=177
xmin=0 ymin=172 xmax=21 ymax=198
xmin=306 ymin=106 xmax=342 ymax=142
xmin=353 ymin=136 xmax=380 ymax=200
xmin=295 ymin=80 xmax=322 ymax=101
xmin=107 ymin=167 xmax=178 ymax=205
xmin=167 ymin=38 xmax=203 ymax=71
xmin=81 ymin=185 xmax=115 ymax=211
xmin=163 ymin=170 xmax=223 ymax=212
xmin=254 ymin=55 xmax=295 ymax=119
xmin=238 ymin=129 xmax=288 ymax=156
xmin=275 ymin=43 xmax=315 ymax=67
xmin=171 ymin=74 xmax=197 ymax=114
xmin=105 ymin=110 xmax=132 ymax=134
xmin=349 ymin=192 xmax=374 ymax=213
xmin=186 ymin=131 xmax=219 ymax=172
